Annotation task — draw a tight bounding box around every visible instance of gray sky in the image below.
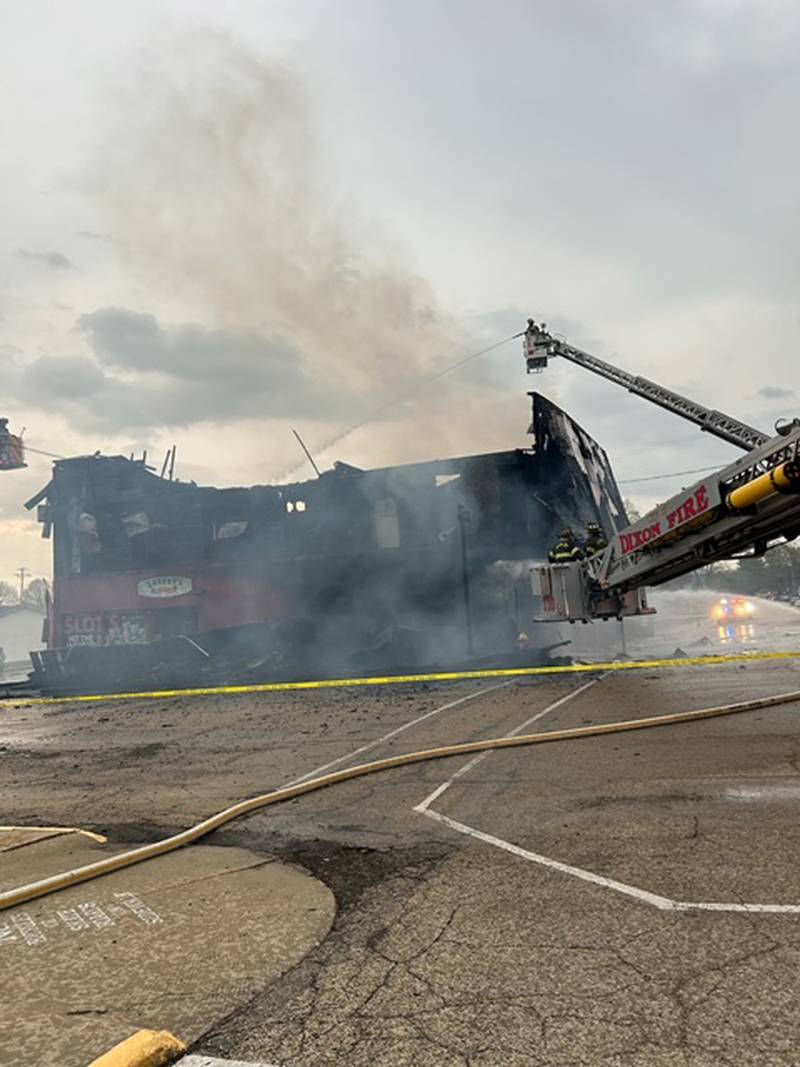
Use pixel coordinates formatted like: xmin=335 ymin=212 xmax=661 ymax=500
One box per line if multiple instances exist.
xmin=2 ymin=0 xmax=799 ymax=585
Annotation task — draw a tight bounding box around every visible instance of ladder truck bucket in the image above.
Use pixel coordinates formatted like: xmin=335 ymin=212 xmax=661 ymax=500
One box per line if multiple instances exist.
xmin=524 ymin=319 xmax=551 ymax=373
xmin=0 ymin=421 xmax=26 ymax=471
xmin=533 ymin=563 xmax=589 ymax=622
xmin=532 ymin=562 xmax=654 ymax=623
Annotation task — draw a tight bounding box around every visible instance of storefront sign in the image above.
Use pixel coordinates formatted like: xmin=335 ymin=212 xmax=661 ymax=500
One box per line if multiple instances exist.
xmin=137 ymin=576 xmax=192 ymax=599
xmin=63 ymin=612 xmax=148 ymax=646
xmin=63 ymin=613 xmax=104 ymax=646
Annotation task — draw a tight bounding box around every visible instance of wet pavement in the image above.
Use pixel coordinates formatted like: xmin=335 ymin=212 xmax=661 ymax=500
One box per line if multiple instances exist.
xmin=1 ymin=592 xmax=799 ymax=1065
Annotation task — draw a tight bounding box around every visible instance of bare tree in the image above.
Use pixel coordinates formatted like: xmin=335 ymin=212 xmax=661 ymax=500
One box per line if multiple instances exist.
xmin=623 ymin=498 xmax=642 ymax=524
xmin=22 ymin=577 xmax=49 ymax=612
xmin=0 ymin=581 xmax=18 ymax=606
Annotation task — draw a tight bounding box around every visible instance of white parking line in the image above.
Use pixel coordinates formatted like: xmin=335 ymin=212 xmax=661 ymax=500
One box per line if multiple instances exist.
xmin=284 ymin=679 xmax=514 ymax=787
xmin=423 ymin=807 xmax=672 ymax=908
xmin=414 ymin=678 xmax=601 ymax=814
xmin=414 ymin=678 xmax=800 ymax=916
xmin=421 ymin=809 xmax=800 ymax=914
xmin=181 ymin=1057 xmax=280 ymax=1067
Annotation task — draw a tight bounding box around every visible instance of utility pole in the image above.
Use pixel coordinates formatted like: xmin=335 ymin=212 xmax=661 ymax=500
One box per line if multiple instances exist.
xmin=617 ymin=617 xmax=627 ymax=658
xmin=14 ymin=566 xmax=29 ymax=603
xmin=457 ymin=504 xmax=474 ymax=660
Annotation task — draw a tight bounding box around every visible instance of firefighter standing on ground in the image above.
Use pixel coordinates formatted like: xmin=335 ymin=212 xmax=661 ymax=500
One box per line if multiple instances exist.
xmin=548 ymin=528 xmax=584 ymax=563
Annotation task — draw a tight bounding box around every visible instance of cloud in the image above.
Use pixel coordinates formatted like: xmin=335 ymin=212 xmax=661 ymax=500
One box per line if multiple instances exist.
xmin=74 ymin=230 xmax=125 ymax=247
xmin=758 ymin=386 xmax=795 ymax=401
xmin=15 ymin=248 xmax=76 ymax=271
xmin=79 ymin=307 xmax=166 ymax=371
xmin=15 ymin=15 xmax=799 ymax=477
xmin=18 ymin=306 xmax=364 ymax=433
xmin=80 ymin=308 xmax=311 ymax=391
xmin=87 ymin=30 xmax=468 ymax=407
xmin=22 ymin=354 xmax=106 ymax=400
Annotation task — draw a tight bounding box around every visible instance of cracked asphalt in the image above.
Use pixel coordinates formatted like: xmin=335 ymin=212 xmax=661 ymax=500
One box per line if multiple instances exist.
xmin=2 ymin=592 xmax=800 ymax=1066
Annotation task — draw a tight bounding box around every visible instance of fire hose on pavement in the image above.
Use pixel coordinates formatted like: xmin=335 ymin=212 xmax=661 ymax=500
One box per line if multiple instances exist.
xmin=2 ymin=686 xmax=800 ymax=912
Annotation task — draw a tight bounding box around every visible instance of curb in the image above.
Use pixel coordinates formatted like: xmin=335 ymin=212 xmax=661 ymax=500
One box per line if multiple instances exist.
xmin=88 ymin=1029 xmax=186 ymax=1067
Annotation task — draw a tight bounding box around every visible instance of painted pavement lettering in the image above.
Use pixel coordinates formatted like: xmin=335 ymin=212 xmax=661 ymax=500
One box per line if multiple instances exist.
xmin=0 ymin=892 xmax=164 ymax=947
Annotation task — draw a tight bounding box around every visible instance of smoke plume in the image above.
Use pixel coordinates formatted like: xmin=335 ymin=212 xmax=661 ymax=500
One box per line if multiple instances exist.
xmin=89 ymin=30 xmax=483 ymax=471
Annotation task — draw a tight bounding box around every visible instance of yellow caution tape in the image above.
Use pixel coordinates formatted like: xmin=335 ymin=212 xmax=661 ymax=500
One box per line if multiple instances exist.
xmin=2 ymin=649 xmax=799 ymax=707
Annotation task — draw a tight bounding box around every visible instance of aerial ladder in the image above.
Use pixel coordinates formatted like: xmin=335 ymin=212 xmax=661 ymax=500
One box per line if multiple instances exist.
xmin=523 ymin=319 xmax=800 ymax=623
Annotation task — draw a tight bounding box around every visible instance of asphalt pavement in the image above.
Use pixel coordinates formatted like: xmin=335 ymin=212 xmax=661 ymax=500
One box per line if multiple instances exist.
xmin=2 ymin=592 xmax=800 ymax=1066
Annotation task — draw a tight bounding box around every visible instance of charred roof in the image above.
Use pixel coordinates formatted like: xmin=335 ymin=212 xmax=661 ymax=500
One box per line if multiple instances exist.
xmin=26 ymin=394 xmax=626 ymax=579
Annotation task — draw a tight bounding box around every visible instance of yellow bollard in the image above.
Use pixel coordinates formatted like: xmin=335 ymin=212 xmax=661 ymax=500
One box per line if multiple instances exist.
xmin=87 ymin=1029 xmax=186 ymax=1067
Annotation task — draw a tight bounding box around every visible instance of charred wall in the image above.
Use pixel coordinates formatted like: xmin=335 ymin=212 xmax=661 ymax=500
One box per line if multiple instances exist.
xmin=27 ymin=393 xmax=627 ymax=668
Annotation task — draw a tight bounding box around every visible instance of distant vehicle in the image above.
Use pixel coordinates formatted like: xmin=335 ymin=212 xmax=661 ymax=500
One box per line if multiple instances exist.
xmin=711 ymin=596 xmax=756 ymax=621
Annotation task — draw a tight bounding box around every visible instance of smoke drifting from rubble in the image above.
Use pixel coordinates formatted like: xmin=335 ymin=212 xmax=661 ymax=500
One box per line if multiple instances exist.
xmin=90 ymin=29 xmax=477 ymax=463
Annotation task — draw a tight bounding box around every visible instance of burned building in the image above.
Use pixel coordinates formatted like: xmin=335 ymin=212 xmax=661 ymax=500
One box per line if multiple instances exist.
xmin=26 ymin=394 xmax=626 ymax=691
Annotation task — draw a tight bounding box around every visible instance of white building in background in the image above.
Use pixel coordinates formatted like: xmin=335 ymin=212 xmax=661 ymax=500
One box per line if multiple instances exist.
xmin=0 ymin=605 xmax=45 ymax=666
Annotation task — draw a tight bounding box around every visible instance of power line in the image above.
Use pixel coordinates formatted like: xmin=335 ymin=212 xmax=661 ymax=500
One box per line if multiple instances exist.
xmin=16 ymin=332 xmax=524 ymax=482
xmin=23 ymin=443 xmax=65 ymax=460
xmin=618 ymin=464 xmax=722 ymax=486
xmin=286 ymin=330 xmax=524 ymax=477
xmin=325 ymin=331 xmax=523 ymax=447
xmin=18 ymin=331 xmax=717 ymax=491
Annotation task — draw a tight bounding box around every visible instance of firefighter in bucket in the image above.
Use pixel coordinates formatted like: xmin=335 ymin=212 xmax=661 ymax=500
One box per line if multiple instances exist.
xmin=584 ymin=521 xmax=608 ymax=556
xmin=0 ymin=419 xmax=26 ymax=471
xmin=548 ymin=527 xmax=584 ymax=563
